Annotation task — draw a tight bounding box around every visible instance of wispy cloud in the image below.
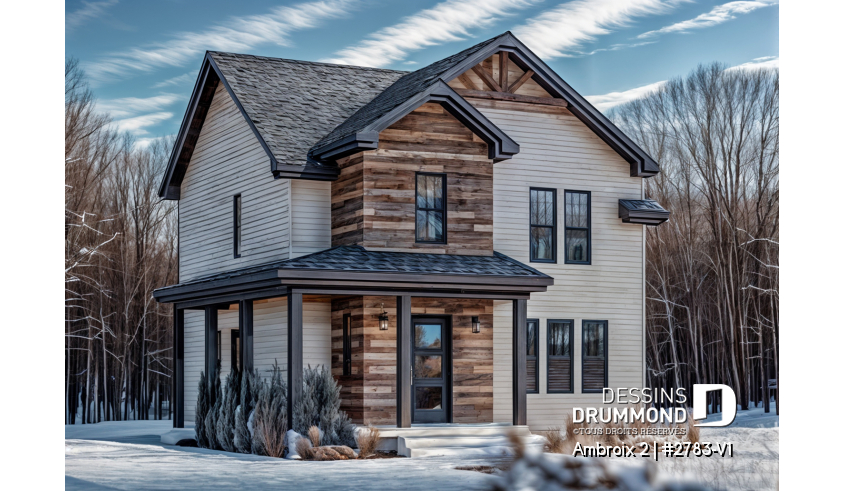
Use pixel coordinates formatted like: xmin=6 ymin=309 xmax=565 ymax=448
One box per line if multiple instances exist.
xmin=66 ymin=0 xmax=119 ymax=32
xmin=134 ymin=135 xmax=173 ymax=149
xmin=84 ymin=0 xmax=356 ymax=84
xmin=586 ymin=80 xmax=666 ymax=112
xmin=513 ymin=0 xmax=685 ymax=60
xmin=727 ymin=55 xmax=779 ymax=71
xmin=151 ymin=73 xmax=194 ymax=89
xmin=637 ymin=0 xmax=777 ymax=39
xmin=113 ymin=112 xmax=174 ymax=135
xmin=97 ymin=93 xmax=182 ymax=119
xmin=320 ymin=0 xmax=539 ymax=68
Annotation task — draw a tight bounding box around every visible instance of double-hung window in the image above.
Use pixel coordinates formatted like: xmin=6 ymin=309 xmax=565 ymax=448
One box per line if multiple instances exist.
xmin=564 ymin=191 xmax=590 ymax=264
xmin=547 ymin=320 xmax=573 ymax=393
xmin=582 ymin=320 xmax=608 ymax=393
xmin=233 ymin=194 xmax=242 ymax=258
xmin=529 ymin=188 xmax=556 ymax=262
xmin=415 ymin=173 xmax=446 ymax=243
xmin=526 ymin=319 xmax=539 ymax=393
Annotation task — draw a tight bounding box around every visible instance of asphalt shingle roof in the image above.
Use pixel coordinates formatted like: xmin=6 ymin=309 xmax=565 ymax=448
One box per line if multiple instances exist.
xmin=166 ymin=245 xmax=551 ymax=289
xmin=208 ymin=52 xmax=407 ymax=167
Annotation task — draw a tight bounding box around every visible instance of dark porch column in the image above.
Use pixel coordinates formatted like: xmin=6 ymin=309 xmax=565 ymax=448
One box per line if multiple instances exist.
xmin=512 ymin=299 xmax=527 ymax=426
xmin=173 ymin=308 xmax=184 ymax=428
xmin=205 ymin=306 xmax=218 ymax=384
xmin=239 ymin=300 xmax=254 ymax=372
xmin=396 ymin=295 xmax=412 ymax=428
xmin=287 ymin=292 xmax=303 ymax=425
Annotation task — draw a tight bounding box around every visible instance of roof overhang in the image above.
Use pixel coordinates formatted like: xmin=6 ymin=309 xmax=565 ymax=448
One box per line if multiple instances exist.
xmin=439 ymin=32 xmax=660 ymax=178
xmin=308 ymin=80 xmax=520 ymax=164
xmin=618 ymin=199 xmax=671 ymax=226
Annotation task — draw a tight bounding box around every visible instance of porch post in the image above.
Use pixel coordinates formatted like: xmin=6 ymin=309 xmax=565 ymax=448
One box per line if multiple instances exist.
xmin=205 ymin=306 xmax=218 ymax=384
xmin=287 ymin=291 xmax=303 ymax=425
xmin=512 ymin=299 xmax=527 ymax=426
xmin=239 ymin=300 xmax=254 ymax=372
xmin=174 ymin=308 xmax=184 ymax=428
xmin=396 ymin=295 xmax=412 ymax=428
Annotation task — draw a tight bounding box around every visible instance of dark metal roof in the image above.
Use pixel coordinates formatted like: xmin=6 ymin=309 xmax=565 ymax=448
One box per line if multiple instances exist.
xmin=209 ymin=52 xmax=407 ymax=168
xmin=618 ymin=199 xmax=671 ymax=226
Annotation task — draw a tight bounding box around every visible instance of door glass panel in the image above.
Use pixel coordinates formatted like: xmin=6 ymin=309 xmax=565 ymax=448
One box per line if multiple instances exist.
xmin=414 ymin=355 xmax=442 ymax=378
xmin=414 ymin=324 xmax=442 ymax=349
xmin=415 ymin=387 xmax=443 ymax=410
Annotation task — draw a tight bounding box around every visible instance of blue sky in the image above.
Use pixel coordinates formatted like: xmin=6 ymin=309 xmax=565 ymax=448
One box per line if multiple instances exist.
xmin=65 ymin=0 xmax=778 ymax=147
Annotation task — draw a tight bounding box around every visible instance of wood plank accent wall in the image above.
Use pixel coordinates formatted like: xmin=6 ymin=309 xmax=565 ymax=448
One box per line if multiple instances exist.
xmin=331 ymin=103 xmax=495 ymax=255
xmin=179 ymin=84 xmax=291 ymax=281
xmin=331 ymin=296 xmax=494 ymax=425
xmin=447 ymin=54 xmax=553 ymax=99
xmin=478 ymin=99 xmax=645 ymax=430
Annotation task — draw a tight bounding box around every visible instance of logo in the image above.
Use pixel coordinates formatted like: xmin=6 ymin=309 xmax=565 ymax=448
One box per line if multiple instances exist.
xmin=692 ymin=384 xmax=737 ymax=427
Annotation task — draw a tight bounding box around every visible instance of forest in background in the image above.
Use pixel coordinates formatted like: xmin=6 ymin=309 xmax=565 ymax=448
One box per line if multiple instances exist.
xmin=64 ymin=59 xmax=778 ymax=423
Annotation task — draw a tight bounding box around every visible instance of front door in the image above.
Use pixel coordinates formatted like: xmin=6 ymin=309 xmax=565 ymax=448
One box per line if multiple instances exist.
xmin=411 ymin=316 xmax=452 ymax=423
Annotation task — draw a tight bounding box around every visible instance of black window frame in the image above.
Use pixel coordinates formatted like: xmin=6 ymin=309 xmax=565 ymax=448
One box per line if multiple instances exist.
xmin=564 ymin=190 xmax=591 ymax=265
xmin=414 ymin=172 xmax=447 ymax=244
xmin=581 ymin=320 xmax=608 ymax=393
xmin=526 ymin=318 xmax=539 ymax=394
xmin=233 ymin=194 xmax=242 ymax=258
xmin=231 ymin=329 xmax=240 ymax=371
xmin=546 ymin=319 xmax=574 ymax=394
xmin=342 ymin=313 xmax=352 ymax=376
xmin=216 ymin=330 xmax=222 ymax=367
xmin=529 ymin=187 xmax=557 ymax=263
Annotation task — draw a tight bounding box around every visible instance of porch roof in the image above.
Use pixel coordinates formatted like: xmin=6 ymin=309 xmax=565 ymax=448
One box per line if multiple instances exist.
xmin=153 ymin=246 xmax=553 ymax=305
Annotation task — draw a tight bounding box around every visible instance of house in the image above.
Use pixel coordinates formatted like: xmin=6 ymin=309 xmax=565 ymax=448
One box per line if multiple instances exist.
xmin=153 ymin=32 xmax=670 ymax=445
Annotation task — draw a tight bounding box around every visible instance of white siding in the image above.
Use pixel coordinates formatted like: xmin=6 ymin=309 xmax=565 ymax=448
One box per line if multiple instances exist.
xmin=480 ymin=101 xmax=645 ymax=430
xmin=290 ymin=180 xmax=331 ymax=258
xmin=183 ymin=311 xmax=204 ymax=423
xmin=179 ymin=84 xmax=291 ymax=282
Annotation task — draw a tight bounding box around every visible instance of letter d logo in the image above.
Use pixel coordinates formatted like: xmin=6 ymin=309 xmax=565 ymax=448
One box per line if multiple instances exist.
xmin=692 ymin=384 xmax=737 ymax=427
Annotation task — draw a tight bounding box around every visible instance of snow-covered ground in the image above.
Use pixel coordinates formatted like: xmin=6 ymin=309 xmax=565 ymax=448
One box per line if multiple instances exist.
xmin=65 ymin=407 xmax=778 ymax=490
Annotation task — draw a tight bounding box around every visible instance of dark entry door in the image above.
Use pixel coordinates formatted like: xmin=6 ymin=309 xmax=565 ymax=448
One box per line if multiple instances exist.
xmin=411 ymin=317 xmax=451 ymax=423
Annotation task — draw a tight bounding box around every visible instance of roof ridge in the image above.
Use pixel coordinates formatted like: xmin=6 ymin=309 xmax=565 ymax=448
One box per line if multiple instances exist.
xmin=207 ymin=51 xmax=409 ymax=74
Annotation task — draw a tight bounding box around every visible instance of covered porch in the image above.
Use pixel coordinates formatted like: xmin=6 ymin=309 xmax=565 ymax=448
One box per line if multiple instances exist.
xmin=153 ymin=246 xmax=553 ymax=430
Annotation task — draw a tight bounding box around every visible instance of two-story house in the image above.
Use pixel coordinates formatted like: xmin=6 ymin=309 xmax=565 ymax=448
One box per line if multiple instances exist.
xmin=153 ymin=32 xmax=669 ymax=450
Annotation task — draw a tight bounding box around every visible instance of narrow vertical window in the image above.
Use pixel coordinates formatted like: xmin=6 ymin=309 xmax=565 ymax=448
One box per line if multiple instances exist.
xmin=233 ymin=194 xmax=242 ymax=258
xmin=231 ymin=330 xmax=240 ymax=371
xmin=529 ymin=188 xmax=556 ymax=262
xmin=415 ymin=173 xmax=446 ymax=243
xmin=582 ymin=320 xmax=607 ymax=393
xmin=342 ymin=313 xmax=352 ymax=376
xmin=564 ymin=191 xmax=590 ymax=264
xmin=216 ymin=330 xmax=222 ymax=368
xmin=547 ymin=320 xmax=573 ymax=393
xmin=526 ymin=319 xmax=539 ymax=393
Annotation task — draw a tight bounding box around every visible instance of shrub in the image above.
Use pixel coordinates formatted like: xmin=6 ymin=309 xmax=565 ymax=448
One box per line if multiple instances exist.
xmin=295 ymin=435 xmax=313 ymax=460
xmin=195 ymin=371 xmax=209 ymax=448
xmin=252 ymin=363 xmax=287 ymax=457
xmin=234 ymin=369 xmax=259 ymax=453
xmin=543 ymin=426 xmax=564 ymax=453
xmin=356 ymin=424 xmax=381 ymax=458
xmin=308 ymin=425 xmax=321 ymax=447
xmin=215 ymin=368 xmax=240 ymax=452
xmin=204 ymin=367 xmax=222 ymax=450
xmin=294 ymin=365 xmax=355 ymax=447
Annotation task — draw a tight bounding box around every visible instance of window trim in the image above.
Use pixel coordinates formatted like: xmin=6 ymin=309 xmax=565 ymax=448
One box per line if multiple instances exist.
xmin=233 ymin=194 xmax=242 ymax=258
xmin=231 ymin=329 xmax=240 ymax=371
xmin=581 ymin=320 xmax=608 ymax=394
xmin=529 ymin=187 xmax=557 ymax=263
xmin=414 ymin=172 xmax=448 ymax=244
xmin=216 ymin=330 xmax=222 ymax=368
xmin=342 ymin=313 xmax=352 ymax=376
xmin=526 ymin=318 xmax=539 ymax=394
xmin=564 ymin=190 xmax=591 ymax=265
xmin=546 ymin=319 xmax=574 ymax=394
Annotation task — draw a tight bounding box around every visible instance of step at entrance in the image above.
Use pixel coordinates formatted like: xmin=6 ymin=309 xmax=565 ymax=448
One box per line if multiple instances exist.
xmin=377 ymin=424 xmax=545 ymax=458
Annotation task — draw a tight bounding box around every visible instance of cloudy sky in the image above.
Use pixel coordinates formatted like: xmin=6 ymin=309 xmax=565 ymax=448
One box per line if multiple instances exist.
xmin=66 ymin=0 xmax=778 ymax=147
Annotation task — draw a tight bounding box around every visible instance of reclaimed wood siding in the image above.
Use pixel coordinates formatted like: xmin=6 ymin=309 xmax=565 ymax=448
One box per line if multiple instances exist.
xmin=477 ymin=100 xmax=645 ymax=430
xmin=179 ymin=84 xmax=290 ymax=282
xmin=291 ymin=180 xmax=332 ymax=257
xmin=330 ymin=103 xmax=495 ymax=255
xmin=330 ymin=297 xmax=365 ymax=423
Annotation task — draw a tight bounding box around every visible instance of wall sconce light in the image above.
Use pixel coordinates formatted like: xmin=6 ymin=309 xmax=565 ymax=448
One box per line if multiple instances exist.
xmin=379 ymin=303 xmax=389 ymax=331
xmin=471 ymin=316 xmax=481 ymax=334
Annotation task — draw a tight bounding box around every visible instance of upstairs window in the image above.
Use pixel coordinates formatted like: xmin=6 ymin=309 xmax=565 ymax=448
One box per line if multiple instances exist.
xmin=564 ymin=191 xmax=590 ymax=264
xmin=526 ymin=319 xmax=539 ymax=393
xmin=233 ymin=194 xmax=242 ymax=258
xmin=416 ymin=173 xmax=446 ymax=243
xmin=547 ymin=320 xmax=573 ymax=393
xmin=582 ymin=320 xmax=608 ymax=393
xmin=530 ymin=188 xmax=556 ymax=262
